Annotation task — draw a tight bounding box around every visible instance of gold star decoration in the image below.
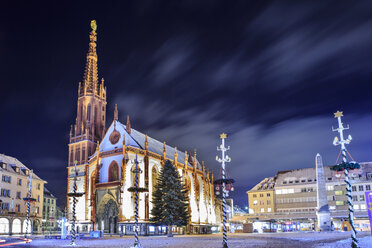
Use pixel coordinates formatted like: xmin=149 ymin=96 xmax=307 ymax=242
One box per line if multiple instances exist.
xmin=220 ymin=133 xmax=227 ymax=139
xmin=368 ymin=202 xmax=372 ymax=212
xmin=334 ymin=110 xmax=343 ymax=118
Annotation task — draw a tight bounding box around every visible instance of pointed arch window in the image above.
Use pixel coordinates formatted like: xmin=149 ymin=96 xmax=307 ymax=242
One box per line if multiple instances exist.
xmin=108 ymin=161 xmax=119 ymax=182
xmin=87 ymin=105 xmax=91 ymax=122
xmin=152 ymin=166 xmax=159 ymax=193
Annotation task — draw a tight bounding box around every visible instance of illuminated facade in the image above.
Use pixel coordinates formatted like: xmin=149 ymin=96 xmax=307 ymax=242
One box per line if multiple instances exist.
xmin=66 ymin=21 xmax=217 ymax=234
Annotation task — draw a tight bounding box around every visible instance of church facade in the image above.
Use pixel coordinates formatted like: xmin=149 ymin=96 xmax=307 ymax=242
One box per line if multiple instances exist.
xmin=66 ymin=21 xmax=217 ymax=235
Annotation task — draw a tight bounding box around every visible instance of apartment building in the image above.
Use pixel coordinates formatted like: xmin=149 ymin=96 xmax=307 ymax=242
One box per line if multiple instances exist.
xmin=0 ymin=154 xmax=46 ymax=234
xmin=245 ymin=162 xmax=372 ymax=232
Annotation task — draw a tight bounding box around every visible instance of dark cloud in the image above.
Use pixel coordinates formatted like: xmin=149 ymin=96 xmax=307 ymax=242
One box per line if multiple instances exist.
xmin=1 ymin=1 xmax=372 ymax=208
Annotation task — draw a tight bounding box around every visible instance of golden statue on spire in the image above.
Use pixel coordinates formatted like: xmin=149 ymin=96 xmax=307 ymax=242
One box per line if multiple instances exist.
xmin=91 ymin=20 xmax=97 ymax=32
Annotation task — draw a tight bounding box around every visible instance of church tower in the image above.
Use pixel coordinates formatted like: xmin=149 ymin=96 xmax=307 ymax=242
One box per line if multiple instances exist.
xmin=68 ymin=20 xmax=107 ymax=167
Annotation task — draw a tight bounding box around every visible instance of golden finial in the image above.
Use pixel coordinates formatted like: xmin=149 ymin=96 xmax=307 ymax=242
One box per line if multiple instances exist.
xmin=220 ymin=133 xmax=227 ymax=139
xmin=91 ymin=20 xmax=97 ymax=32
xmin=334 ymin=111 xmax=343 ymax=118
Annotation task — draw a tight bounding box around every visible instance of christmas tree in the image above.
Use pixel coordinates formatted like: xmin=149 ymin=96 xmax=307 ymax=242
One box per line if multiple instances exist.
xmin=150 ymin=159 xmax=190 ymax=237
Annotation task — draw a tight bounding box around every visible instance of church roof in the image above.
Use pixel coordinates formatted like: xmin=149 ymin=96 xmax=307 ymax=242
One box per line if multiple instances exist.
xmin=0 ymin=153 xmax=44 ymax=181
xmin=97 ymin=120 xmax=202 ymax=169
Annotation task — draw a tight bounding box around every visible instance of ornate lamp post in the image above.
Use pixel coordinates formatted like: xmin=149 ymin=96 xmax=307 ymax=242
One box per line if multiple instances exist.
xmin=128 ymin=155 xmax=148 ymax=248
xmin=23 ymin=170 xmax=36 ymax=239
xmin=216 ymin=133 xmax=231 ymax=248
xmin=330 ymin=111 xmax=360 ymax=248
xmin=67 ymin=161 xmax=85 ymax=246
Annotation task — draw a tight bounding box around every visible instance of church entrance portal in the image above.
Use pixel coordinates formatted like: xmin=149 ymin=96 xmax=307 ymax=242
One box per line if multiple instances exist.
xmin=97 ymin=198 xmax=119 ymax=234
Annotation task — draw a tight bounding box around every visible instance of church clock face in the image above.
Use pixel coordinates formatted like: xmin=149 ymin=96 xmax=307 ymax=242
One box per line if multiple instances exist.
xmin=109 ymin=129 xmax=120 ymax=145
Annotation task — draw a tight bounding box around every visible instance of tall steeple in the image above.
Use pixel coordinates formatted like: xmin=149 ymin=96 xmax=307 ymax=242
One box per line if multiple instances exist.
xmin=82 ymin=20 xmax=99 ymax=95
xmin=68 ymin=20 xmax=107 ymax=166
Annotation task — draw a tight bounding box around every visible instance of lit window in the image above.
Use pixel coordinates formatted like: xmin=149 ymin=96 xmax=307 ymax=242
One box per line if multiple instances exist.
xmin=288 ymin=189 xmax=294 ymax=194
xmin=327 ymin=185 xmax=334 ymax=191
xmin=335 ymin=191 xmax=343 ymax=196
xmin=253 ymin=200 xmax=257 ymax=205
xmin=336 ymin=201 xmax=344 ymax=205
xmin=329 ymin=206 xmax=336 ymax=210
xmin=261 ymin=208 xmax=264 ymax=213
xmin=276 ymin=190 xmax=282 ymax=195
xmin=361 ymin=204 xmax=366 ymax=210
xmin=354 ymin=204 xmax=359 ymax=210
xmin=282 ymin=189 xmax=288 ymax=194
xmin=268 ymin=208 xmax=271 ymax=212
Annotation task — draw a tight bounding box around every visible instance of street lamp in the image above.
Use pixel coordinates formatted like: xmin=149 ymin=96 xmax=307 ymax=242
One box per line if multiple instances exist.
xmin=127 ymin=155 xmax=148 ymax=248
xmin=216 ymin=133 xmax=231 ymax=248
xmin=67 ymin=161 xmax=85 ymax=246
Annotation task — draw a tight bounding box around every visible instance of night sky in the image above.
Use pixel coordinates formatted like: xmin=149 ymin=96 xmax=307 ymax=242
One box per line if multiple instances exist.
xmin=2 ymin=1 xmax=372 ymax=208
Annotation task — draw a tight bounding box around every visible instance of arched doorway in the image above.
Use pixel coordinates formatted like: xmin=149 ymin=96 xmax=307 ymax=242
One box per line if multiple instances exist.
xmin=12 ymin=219 xmax=21 ymax=234
xmin=33 ymin=219 xmax=40 ymax=233
xmin=0 ymin=218 xmax=9 ymax=234
xmin=96 ymin=197 xmax=119 ymax=233
xmin=22 ymin=219 xmax=31 ymax=234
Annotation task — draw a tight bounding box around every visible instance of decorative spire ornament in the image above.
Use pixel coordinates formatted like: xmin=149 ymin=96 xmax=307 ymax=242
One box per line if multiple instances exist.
xmin=114 ymin=104 xmax=118 ymax=121
xmin=330 ymin=111 xmax=360 ymax=248
xmin=216 ymin=133 xmax=231 ymax=248
xmin=126 ymin=115 xmax=131 ymax=134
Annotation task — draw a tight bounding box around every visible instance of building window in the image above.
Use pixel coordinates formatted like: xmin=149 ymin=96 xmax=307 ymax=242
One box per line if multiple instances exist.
xmin=352 ymin=186 xmax=357 ymax=191
xmin=16 ymin=192 xmax=21 ymax=199
xmin=108 ymin=161 xmax=119 ymax=182
xmin=275 ymin=190 xmax=282 ymax=195
xmin=329 ymin=206 xmax=336 ymax=210
xmin=352 ymin=195 xmax=358 ymax=201
xmin=360 ymin=204 xmax=367 ymax=210
xmin=37 ymin=195 xmax=40 ymax=202
xmin=253 ymin=194 xmax=257 ymax=198
xmin=359 ymin=185 xmax=364 ymax=191
xmin=1 ymin=189 xmax=10 ymax=197
xmin=253 ymin=200 xmax=257 ymax=205
xmin=354 ymin=204 xmax=359 ymax=210
xmin=366 ymin=185 xmax=371 ymax=191
xmin=267 ymin=200 xmax=271 ymax=205
xmin=307 ymin=179 xmax=312 ymax=182
xmin=37 ymin=184 xmax=40 ymax=190
xmin=327 ymin=185 xmax=334 ymax=191
xmin=16 ymin=204 xmax=20 ymax=212
xmin=267 ymin=193 xmax=270 ymax=197
xmin=283 ymin=181 xmax=287 ymax=184
xmin=87 ymin=105 xmax=91 ymax=121
xmin=336 ymin=201 xmax=344 ymax=205
xmin=260 ymin=208 xmax=264 ymax=213
xmin=17 ymin=178 xmax=22 ymax=186
xmin=2 ymin=175 xmax=11 ymax=183
xmin=335 ymin=191 xmax=343 ymax=196
xmin=47 ymin=199 xmax=50 ymax=204
xmin=360 ymin=195 xmax=365 ymax=201
xmin=268 ymin=208 xmax=271 ymax=212
xmin=259 ymin=193 xmax=263 ymax=197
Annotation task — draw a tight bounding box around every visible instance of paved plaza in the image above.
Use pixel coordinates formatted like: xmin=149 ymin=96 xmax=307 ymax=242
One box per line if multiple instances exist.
xmin=2 ymin=232 xmax=371 ymax=248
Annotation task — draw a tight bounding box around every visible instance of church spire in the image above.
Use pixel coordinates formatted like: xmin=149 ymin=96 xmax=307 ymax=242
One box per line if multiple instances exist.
xmin=126 ymin=115 xmax=131 ymax=134
xmin=83 ymin=20 xmax=99 ymax=94
xmin=114 ymin=104 xmax=118 ymax=121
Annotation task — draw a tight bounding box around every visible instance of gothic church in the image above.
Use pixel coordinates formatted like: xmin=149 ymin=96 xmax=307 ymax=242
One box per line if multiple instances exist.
xmin=66 ymin=21 xmax=217 ymax=235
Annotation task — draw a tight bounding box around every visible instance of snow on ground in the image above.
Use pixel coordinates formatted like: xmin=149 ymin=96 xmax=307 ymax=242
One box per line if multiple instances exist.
xmin=10 ymin=232 xmax=372 ymax=248
xmin=316 ymin=236 xmax=372 ymax=248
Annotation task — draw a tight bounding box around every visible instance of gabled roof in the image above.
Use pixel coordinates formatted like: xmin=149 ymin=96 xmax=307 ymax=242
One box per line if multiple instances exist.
xmin=95 ymin=120 xmax=202 ymax=169
xmin=0 ymin=154 xmax=44 ymax=181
